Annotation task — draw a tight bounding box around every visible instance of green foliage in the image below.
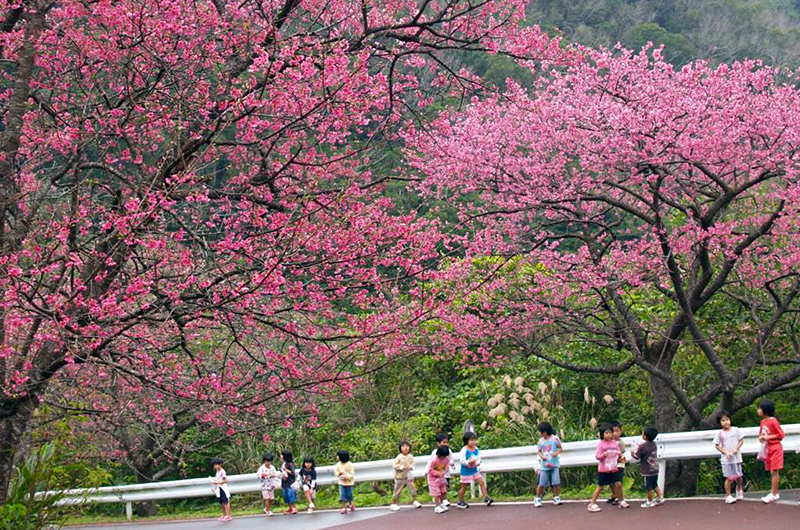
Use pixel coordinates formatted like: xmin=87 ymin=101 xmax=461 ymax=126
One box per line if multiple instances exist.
xmin=0 ymin=444 xmax=65 ymax=530
xmin=627 ymin=23 xmax=698 ymax=64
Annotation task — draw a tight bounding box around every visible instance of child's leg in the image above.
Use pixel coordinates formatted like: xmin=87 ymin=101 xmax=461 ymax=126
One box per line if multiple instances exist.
xmin=724 ymin=478 xmax=732 ymax=496
xmin=408 ymin=480 xmax=418 ymax=500
xmin=457 ymin=483 xmax=468 ymax=502
xmin=394 ymin=479 xmax=407 ymax=504
xmin=655 ymin=486 xmax=663 ymax=500
xmin=735 ymin=476 xmax=743 ymax=493
xmin=536 ymin=485 xmax=544 ymax=498
xmin=305 ymin=489 xmax=313 ymax=504
xmin=590 ymin=485 xmax=603 ymax=504
xmin=647 ymin=489 xmax=654 ymax=502
xmin=771 ymin=470 xmax=780 ymax=495
xmin=553 ymin=485 xmax=561 ymax=497
xmin=477 ymin=476 xmax=489 ymax=498
xmin=615 ymin=481 xmax=625 ymax=500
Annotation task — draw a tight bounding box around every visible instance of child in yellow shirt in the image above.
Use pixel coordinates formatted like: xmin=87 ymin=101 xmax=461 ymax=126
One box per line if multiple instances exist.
xmin=334 ymin=450 xmax=355 ymax=514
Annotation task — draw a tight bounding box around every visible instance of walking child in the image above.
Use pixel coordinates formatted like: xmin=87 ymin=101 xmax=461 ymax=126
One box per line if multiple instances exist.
xmin=631 ymin=427 xmax=663 ymax=508
xmin=211 ymin=457 xmax=232 ymax=522
xmin=534 ymin=422 xmax=563 ymax=507
xmin=427 ymin=446 xmax=451 ymax=514
xmin=713 ymin=412 xmax=744 ymax=504
xmin=334 ymin=450 xmax=356 ymax=514
xmin=257 ymin=453 xmax=280 ymax=516
xmin=300 ymin=457 xmax=317 ymax=513
xmin=390 ymin=441 xmax=422 ymax=511
xmin=456 ymin=432 xmax=493 ymax=509
xmin=758 ymin=399 xmax=785 ymax=504
xmin=280 ymin=450 xmax=298 ymax=515
xmin=430 ymin=433 xmax=456 ymax=507
xmin=606 ymin=421 xmax=628 ymax=507
xmin=588 ymin=424 xmax=624 ymax=512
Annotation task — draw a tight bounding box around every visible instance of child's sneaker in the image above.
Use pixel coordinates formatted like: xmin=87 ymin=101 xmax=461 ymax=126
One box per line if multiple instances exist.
xmin=553 ymin=496 xmax=563 ymax=506
xmin=618 ymin=501 xmax=630 ymax=509
xmin=340 ymin=508 xmax=347 ymax=514
xmin=606 ymin=497 xmax=617 ymax=505
xmin=456 ymin=501 xmax=469 ymax=509
xmin=655 ymin=498 xmax=665 ymax=505
xmin=735 ymin=489 xmax=744 ymax=501
xmin=412 ymin=500 xmax=422 ymax=508
xmin=641 ymin=501 xmax=654 ymax=508
xmin=484 ymin=497 xmax=494 ymax=507
xmin=725 ymin=495 xmax=736 ymax=504
xmin=265 ymin=510 xmax=273 ymax=517
xmin=222 ymin=515 xmax=233 ymax=522
xmin=434 ymin=505 xmax=447 ymax=514
xmin=309 ymin=501 xmax=315 ymax=509
xmin=350 ymin=502 xmax=356 ymax=512
xmin=389 ymin=504 xmax=400 ymax=512
xmin=533 ymin=497 xmax=543 ymax=508
xmin=218 ymin=516 xmax=227 ymax=521
xmin=307 ymin=508 xmax=313 ymax=513
xmin=588 ymin=503 xmax=601 ymax=512
xmin=442 ymin=499 xmax=450 ymax=508
xmin=762 ymin=493 xmax=778 ymax=504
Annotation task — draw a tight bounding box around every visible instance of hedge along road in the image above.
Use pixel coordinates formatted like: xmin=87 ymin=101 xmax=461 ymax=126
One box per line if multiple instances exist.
xmin=67 ymin=498 xmax=800 ymax=530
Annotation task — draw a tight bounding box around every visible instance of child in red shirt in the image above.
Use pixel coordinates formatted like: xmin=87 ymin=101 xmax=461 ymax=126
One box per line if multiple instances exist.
xmin=758 ymin=399 xmax=784 ymax=504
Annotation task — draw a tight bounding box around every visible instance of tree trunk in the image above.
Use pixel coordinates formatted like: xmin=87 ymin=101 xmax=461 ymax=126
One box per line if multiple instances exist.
xmin=649 ymin=366 xmax=704 ymax=496
xmin=134 ymin=469 xmax=159 ymax=517
xmin=0 ymin=395 xmax=39 ymax=503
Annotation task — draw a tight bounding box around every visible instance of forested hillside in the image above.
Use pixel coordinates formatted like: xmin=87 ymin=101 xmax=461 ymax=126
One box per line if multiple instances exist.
xmin=528 ymin=0 xmax=800 ymax=66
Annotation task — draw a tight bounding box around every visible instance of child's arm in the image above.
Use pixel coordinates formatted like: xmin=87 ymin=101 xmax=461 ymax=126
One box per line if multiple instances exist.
xmin=553 ymin=439 xmax=563 ymax=458
xmin=774 ymin=421 xmax=785 ymax=441
xmin=595 ymin=443 xmax=605 ymax=461
xmin=392 ymin=455 xmax=404 ymax=471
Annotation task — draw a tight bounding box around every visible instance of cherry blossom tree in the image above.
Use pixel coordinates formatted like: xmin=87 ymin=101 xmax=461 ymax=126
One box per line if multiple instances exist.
xmin=0 ymin=0 xmax=563 ymax=501
xmin=412 ymin=45 xmax=800 ymax=491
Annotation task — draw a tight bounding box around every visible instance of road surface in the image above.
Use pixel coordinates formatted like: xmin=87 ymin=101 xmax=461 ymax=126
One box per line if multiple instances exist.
xmin=68 ymin=497 xmax=799 ymax=530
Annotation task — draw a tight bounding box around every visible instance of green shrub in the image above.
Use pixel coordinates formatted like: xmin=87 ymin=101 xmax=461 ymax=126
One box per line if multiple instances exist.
xmin=0 ymin=444 xmax=65 ymax=530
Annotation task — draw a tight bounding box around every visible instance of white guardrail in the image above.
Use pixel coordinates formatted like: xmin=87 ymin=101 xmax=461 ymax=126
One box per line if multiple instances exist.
xmin=52 ymin=424 xmax=800 ymax=519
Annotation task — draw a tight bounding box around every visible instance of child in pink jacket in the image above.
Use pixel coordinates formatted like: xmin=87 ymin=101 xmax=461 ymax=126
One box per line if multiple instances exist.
xmin=588 ymin=424 xmax=629 ymax=511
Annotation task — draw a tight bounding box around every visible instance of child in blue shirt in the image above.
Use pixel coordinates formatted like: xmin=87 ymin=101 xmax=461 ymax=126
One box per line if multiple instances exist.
xmin=534 ymin=422 xmax=563 ymax=507
xmin=455 ymin=432 xmax=493 ymax=509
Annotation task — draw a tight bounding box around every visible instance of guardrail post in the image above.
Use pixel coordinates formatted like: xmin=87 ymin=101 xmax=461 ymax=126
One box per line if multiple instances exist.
xmin=657 ymin=460 xmax=666 ymax=496
xmin=125 ymin=501 xmax=132 ymax=520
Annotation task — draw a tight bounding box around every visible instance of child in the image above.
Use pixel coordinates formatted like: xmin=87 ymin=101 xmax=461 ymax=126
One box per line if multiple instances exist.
xmin=588 ymin=424 xmax=626 ymax=512
xmin=390 ymin=440 xmax=422 ymax=511
xmin=713 ymin=412 xmax=744 ymax=504
xmin=334 ymin=450 xmax=356 ymax=514
xmin=606 ymin=421 xmax=628 ymax=507
xmin=430 ymin=433 xmax=456 ymax=507
xmin=300 ymin=457 xmax=317 ymax=513
xmin=631 ymin=427 xmax=663 ymax=508
xmin=280 ymin=450 xmax=298 ymax=515
xmin=534 ymin=422 xmax=563 ymax=507
xmin=211 ymin=457 xmax=232 ymax=522
xmin=427 ymin=446 xmax=451 ymax=514
xmin=257 ymin=453 xmax=281 ymax=516
xmin=758 ymin=399 xmax=785 ymax=504
xmin=455 ymin=432 xmax=493 ymax=509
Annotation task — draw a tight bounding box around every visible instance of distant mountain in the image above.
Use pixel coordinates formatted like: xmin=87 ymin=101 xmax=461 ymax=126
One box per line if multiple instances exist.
xmin=527 ymin=0 xmax=800 ymax=66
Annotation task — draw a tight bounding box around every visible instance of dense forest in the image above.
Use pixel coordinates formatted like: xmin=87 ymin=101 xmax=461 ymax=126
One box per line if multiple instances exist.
xmin=9 ymin=0 xmax=800 ymax=524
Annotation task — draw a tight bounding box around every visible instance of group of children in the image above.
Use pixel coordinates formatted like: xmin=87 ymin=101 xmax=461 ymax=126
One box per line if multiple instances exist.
xmin=208 ymin=399 xmax=789 ymax=521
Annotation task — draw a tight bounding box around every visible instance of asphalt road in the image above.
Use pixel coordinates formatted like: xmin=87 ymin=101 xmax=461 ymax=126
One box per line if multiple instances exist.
xmin=69 ymin=497 xmax=800 ymax=530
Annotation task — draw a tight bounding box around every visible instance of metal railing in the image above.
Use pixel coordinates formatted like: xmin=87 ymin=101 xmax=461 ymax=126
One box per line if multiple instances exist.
xmin=53 ymin=424 xmax=800 ymax=519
